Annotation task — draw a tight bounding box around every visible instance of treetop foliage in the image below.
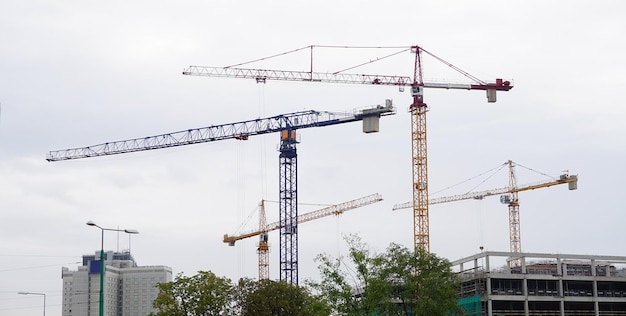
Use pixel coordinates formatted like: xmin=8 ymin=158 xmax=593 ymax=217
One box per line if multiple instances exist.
xmin=150 ymin=235 xmax=462 ymax=316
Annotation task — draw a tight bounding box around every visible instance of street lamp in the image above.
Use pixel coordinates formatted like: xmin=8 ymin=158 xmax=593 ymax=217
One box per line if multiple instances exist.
xmin=86 ymin=221 xmax=138 ymax=316
xmin=18 ymin=291 xmax=46 ymax=316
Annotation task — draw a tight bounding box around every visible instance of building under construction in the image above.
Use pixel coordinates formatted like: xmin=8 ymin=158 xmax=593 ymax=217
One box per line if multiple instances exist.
xmin=453 ymin=251 xmax=626 ymax=316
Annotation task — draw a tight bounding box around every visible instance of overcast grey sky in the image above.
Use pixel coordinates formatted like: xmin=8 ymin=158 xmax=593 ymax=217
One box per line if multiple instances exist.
xmin=2 ymin=1 xmax=625 ymax=315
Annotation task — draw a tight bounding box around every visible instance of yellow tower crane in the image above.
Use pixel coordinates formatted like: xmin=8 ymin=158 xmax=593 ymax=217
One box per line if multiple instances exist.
xmin=224 ymin=193 xmax=383 ymax=280
xmin=393 ymin=160 xmax=578 ymax=254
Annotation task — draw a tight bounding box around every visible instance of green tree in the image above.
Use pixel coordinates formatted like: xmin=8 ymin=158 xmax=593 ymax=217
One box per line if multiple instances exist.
xmin=150 ymin=271 xmax=234 ymax=316
xmin=381 ymin=244 xmax=461 ymax=315
xmin=310 ymin=235 xmax=462 ymax=316
xmin=237 ymin=278 xmax=329 ymax=316
xmin=309 ymin=235 xmax=387 ymax=315
xmin=151 ymin=272 xmax=328 ymax=316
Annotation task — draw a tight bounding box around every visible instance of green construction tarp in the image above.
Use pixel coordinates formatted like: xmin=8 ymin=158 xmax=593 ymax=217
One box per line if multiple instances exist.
xmin=458 ymin=295 xmax=482 ymax=316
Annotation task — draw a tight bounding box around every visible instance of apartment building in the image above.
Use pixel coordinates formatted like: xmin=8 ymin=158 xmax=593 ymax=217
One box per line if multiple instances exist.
xmin=61 ymin=251 xmax=172 ymax=316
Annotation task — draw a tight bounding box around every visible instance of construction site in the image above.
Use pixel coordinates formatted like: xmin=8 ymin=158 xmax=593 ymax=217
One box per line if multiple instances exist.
xmin=45 ymin=45 xmax=624 ymax=316
xmin=455 ymin=251 xmax=626 ymax=315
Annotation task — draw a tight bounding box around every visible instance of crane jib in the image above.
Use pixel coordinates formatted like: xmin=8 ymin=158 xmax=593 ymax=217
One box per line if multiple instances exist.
xmin=183 ymin=66 xmax=513 ymax=92
xmin=46 ymin=103 xmax=395 ymax=162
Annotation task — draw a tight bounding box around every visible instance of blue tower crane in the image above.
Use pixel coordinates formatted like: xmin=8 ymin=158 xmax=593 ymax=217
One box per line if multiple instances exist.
xmin=47 ymin=100 xmax=395 ymax=284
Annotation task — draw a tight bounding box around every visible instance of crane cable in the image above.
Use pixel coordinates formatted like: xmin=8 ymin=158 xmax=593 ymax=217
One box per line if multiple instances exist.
xmin=232 ymin=204 xmax=261 ymax=236
xmin=514 ymin=162 xmax=558 ymax=181
xmin=476 ymin=199 xmax=485 ymax=252
xmin=236 ymin=81 xmax=270 ymax=277
xmin=225 ymin=45 xmax=414 ymax=76
xmin=221 ymin=45 xmax=495 ymax=87
xmin=432 ymin=161 xmax=560 ymax=199
xmin=236 ymin=132 xmax=247 ymax=277
xmin=430 ymin=162 xmax=508 ymax=196
xmin=331 ymin=48 xmax=411 ymax=74
xmin=258 ymin=83 xmax=268 ymax=199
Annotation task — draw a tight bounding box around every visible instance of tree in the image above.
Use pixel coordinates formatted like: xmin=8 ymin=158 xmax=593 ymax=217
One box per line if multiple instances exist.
xmin=151 ymin=272 xmax=328 ymax=316
xmin=237 ymin=278 xmax=329 ymax=316
xmin=150 ymin=271 xmax=234 ymax=316
xmin=381 ymin=244 xmax=461 ymax=315
xmin=310 ymin=235 xmax=462 ymax=316
xmin=309 ymin=235 xmax=387 ymax=315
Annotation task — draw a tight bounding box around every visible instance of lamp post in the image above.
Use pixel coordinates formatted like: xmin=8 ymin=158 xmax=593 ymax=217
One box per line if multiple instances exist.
xmin=18 ymin=291 xmax=46 ymax=316
xmin=86 ymin=221 xmax=138 ymax=316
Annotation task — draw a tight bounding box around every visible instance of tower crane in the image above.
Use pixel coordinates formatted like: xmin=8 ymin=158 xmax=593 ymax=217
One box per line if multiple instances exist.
xmin=182 ymin=45 xmax=513 ymax=252
xmin=46 ymin=101 xmax=395 ymax=285
xmin=225 ymin=193 xmax=383 ymax=280
xmin=392 ymin=160 xmax=579 ymax=254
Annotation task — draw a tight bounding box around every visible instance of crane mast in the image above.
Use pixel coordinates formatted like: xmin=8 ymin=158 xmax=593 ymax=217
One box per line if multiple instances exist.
xmin=183 ymin=45 xmax=512 ymax=252
xmin=225 ymin=193 xmax=383 ymax=280
xmin=279 ymin=128 xmax=298 ymax=282
xmin=507 ymin=160 xmax=521 ymax=254
xmin=258 ymin=200 xmax=269 ymax=280
xmin=47 ymin=102 xmax=395 ymax=285
xmin=409 ymin=47 xmax=430 ymax=252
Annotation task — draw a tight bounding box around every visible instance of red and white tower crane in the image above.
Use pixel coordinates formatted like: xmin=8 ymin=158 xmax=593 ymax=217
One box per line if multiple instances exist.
xmin=182 ymin=45 xmax=513 ymax=252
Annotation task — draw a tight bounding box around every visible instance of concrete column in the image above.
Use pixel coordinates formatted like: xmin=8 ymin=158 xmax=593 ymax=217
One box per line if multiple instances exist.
xmin=485 ymin=255 xmax=490 ymax=272
xmin=558 ymin=278 xmax=565 ymax=316
xmin=524 ymin=300 xmax=529 ymax=316
xmin=592 ymin=258 xmax=599 ymax=316
xmin=523 ymin=277 xmax=529 ymax=316
xmin=591 ymin=259 xmax=597 ymax=277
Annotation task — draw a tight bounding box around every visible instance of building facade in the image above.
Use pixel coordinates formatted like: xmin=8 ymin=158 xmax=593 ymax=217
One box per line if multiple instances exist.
xmin=62 ymin=251 xmax=172 ymax=316
xmin=453 ymin=251 xmax=626 ymax=316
